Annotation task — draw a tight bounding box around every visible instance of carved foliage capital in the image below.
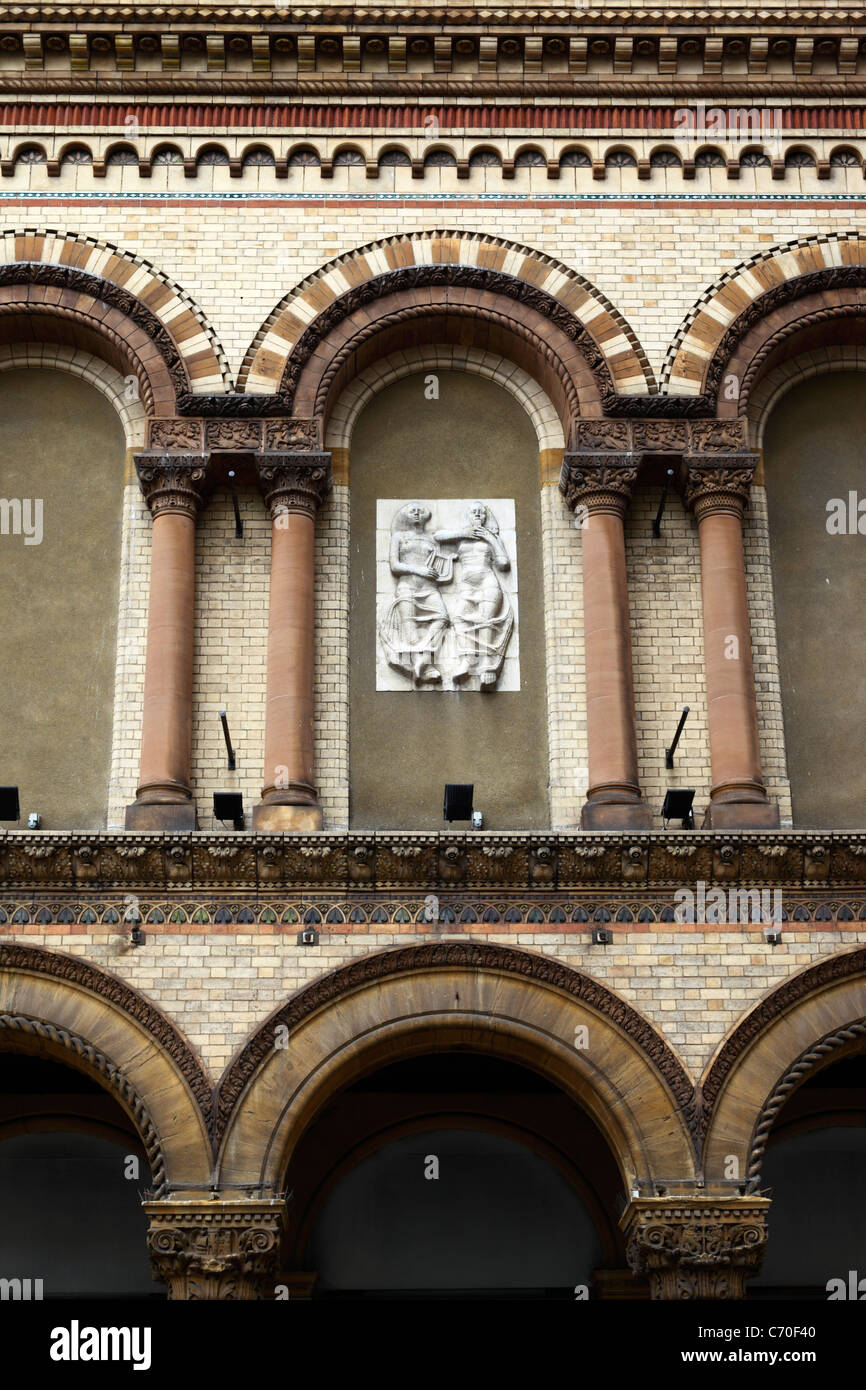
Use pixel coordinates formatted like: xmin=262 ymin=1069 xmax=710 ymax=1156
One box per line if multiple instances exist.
xmin=683 ymin=453 xmax=758 ymax=521
xmin=623 ymin=1198 xmax=770 ymax=1300
xmin=134 ymin=453 xmax=211 ymax=520
xmin=559 ymin=452 xmax=639 ymax=517
xmin=145 ymin=1202 xmax=285 ymax=1301
xmin=254 ymin=451 xmax=332 ymax=519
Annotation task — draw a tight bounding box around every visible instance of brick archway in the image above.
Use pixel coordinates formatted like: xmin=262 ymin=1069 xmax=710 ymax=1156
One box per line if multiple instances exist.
xmin=0 ymin=943 xmax=212 ymax=1192
xmin=0 ymin=230 xmax=231 ymax=413
xmin=701 ymin=947 xmax=866 ymax=1185
xmin=663 ymin=232 xmax=866 ymax=406
xmin=214 ymin=943 xmax=698 ymax=1194
xmin=239 ymin=230 xmax=653 ymax=428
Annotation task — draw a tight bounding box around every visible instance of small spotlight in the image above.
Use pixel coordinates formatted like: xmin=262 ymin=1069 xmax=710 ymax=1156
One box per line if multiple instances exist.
xmin=27 ymin=812 xmax=41 ymax=830
xmin=763 ymin=925 xmax=783 ymax=946
xmin=0 ymin=786 xmax=20 ymax=822
xmin=129 ymin=924 xmax=147 ymax=948
xmin=298 ymin=928 xmax=319 ymax=947
xmin=592 ymin=927 xmax=612 ymax=946
xmin=471 ymin=810 xmax=484 ymax=830
xmin=661 ymin=788 xmax=696 ymax=829
xmin=213 ymin=792 xmax=244 ymax=830
xmin=443 ymin=784 xmax=474 ymax=823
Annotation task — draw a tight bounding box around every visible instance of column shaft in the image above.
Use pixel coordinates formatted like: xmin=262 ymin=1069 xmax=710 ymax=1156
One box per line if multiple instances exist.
xmin=560 ymin=453 xmax=652 ymax=830
xmin=253 ymin=452 xmax=331 ymax=833
xmin=686 ymin=454 xmax=779 ymax=829
xmin=126 ymin=453 xmax=209 ymax=832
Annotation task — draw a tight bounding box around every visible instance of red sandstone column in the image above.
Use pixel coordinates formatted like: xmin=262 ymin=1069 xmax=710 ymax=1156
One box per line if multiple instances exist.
xmin=560 ymin=453 xmax=652 ymax=830
xmin=126 ymin=453 xmax=210 ymax=832
xmin=253 ymin=452 xmax=332 ymax=832
xmin=684 ymin=454 xmax=779 ymax=829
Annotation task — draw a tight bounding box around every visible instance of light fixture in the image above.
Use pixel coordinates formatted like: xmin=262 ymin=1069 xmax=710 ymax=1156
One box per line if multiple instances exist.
xmin=763 ymin=925 xmax=783 ymax=946
xmin=213 ymin=792 xmax=244 ymax=830
xmin=661 ymin=788 xmax=696 ymax=829
xmin=298 ymin=928 xmax=319 ymax=947
xmin=652 ymin=468 xmax=676 ymax=538
xmin=471 ymin=810 xmax=484 ymax=830
xmin=218 ymin=710 xmax=236 ymax=771
xmin=443 ymin=783 xmax=474 ymax=823
xmin=227 ymin=470 xmax=243 ymax=538
xmin=665 ymin=706 xmax=691 ymax=768
xmin=27 ymin=812 xmax=40 ymax=830
xmin=592 ymin=926 xmax=612 ymax=946
xmin=0 ymin=786 xmax=19 ymax=822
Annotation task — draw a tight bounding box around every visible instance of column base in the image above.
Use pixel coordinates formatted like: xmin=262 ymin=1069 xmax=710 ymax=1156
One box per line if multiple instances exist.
xmin=125 ymin=800 xmax=197 ymax=832
xmin=252 ymin=801 xmax=323 ymax=833
xmin=703 ymin=800 xmax=780 ymax=830
xmin=581 ymin=801 xmax=653 ymax=831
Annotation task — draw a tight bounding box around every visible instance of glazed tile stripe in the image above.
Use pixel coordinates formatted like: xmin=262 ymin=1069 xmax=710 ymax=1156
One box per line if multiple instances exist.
xmin=2 ymin=190 xmax=866 ymax=204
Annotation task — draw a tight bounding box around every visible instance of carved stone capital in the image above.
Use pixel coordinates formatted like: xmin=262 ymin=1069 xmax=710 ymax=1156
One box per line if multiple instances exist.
xmin=559 ymin=452 xmax=639 ymax=517
xmin=254 ymin=451 xmax=332 ymax=519
xmin=622 ymin=1196 xmax=770 ymax=1300
xmin=683 ymin=453 xmax=758 ymax=522
xmin=145 ymin=1201 xmax=286 ymax=1301
xmin=134 ymin=453 xmax=211 ymax=520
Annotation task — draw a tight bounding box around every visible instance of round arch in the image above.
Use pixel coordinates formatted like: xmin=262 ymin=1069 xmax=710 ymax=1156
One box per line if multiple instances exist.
xmin=662 ymin=231 xmax=866 ymax=401
xmin=702 ymin=947 xmax=866 ymax=1185
xmin=214 ymin=943 xmax=698 ymax=1194
xmin=0 ymin=943 xmax=213 ymax=1192
xmin=238 ymin=230 xmax=654 ymax=417
xmin=0 ymin=228 xmax=231 ymax=410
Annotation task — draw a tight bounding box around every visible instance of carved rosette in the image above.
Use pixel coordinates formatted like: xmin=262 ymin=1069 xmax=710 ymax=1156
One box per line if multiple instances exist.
xmin=134 ymin=453 xmax=210 ymax=520
xmin=559 ymin=452 xmax=639 ymax=519
xmin=622 ymin=1197 xmax=770 ymax=1300
xmin=254 ymin=451 xmax=332 ymax=519
xmin=145 ymin=1202 xmax=286 ymax=1301
xmin=683 ymin=453 xmax=758 ymax=523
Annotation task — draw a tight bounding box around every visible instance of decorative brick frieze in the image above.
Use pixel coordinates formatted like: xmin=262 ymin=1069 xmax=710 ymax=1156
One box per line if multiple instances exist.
xmin=5 ymin=829 xmax=859 ymax=894
xmin=568 ymin=418 xmax=749 ymax=454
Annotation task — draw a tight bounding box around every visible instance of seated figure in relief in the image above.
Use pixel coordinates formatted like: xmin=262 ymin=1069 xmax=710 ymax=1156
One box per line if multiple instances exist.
xmin=379 ymin=503 xmax=452 ymax=685
xmin=434 ymin=501 xmax=513 ymax=688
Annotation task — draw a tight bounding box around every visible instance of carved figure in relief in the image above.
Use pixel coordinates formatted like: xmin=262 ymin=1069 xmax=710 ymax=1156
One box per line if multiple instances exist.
xmin=434 ymin=502 xmax=513 ymax=688
xmin=379 ymin=503 xmax=451 ymax=685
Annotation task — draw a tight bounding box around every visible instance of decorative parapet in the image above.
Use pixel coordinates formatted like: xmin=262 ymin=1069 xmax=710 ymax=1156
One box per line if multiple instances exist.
xmin=0 ymin=829 xmax=862 ymax=894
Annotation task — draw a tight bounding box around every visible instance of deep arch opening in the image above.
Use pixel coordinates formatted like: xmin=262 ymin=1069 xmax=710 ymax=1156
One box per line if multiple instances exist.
xmin=0 ymin=1051 xmax=162 ymax=1298
xmin=751 ymin=1049 xmax=866 ymax=1299
xmin=284 ymin=1050 xmax=630 ymax=1300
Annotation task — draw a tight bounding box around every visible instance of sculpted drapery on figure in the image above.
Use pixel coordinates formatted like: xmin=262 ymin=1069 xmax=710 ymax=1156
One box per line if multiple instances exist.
xmin=434 ymin=502 xmax=513 ymax=687
xmin=379 ymin=503 xmax=452 ymax=685
xmin=378 ymin=500 xmax=515 ymax=690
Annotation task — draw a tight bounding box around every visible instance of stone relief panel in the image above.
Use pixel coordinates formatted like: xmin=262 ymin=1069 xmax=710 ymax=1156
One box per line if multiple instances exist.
xmin=376 ymin=499 xmax=520 ymax=692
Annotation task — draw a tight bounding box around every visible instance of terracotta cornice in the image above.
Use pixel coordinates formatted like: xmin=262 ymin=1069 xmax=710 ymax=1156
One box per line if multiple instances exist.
xmin=0 ymin=829 xmax=860 ymax=894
